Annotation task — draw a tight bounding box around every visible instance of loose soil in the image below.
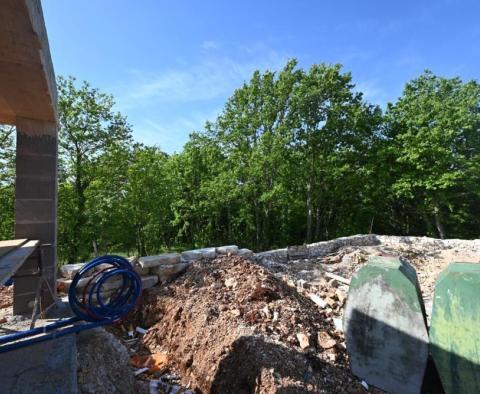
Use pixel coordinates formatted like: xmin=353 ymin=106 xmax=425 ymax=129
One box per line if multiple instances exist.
xmin=130 ymin=255 xmax=371 ymax=393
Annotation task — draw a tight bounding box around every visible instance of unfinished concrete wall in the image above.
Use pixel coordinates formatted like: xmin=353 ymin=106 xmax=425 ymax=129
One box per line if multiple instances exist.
xmin=14 ymin=117 xmax=57 ymax=314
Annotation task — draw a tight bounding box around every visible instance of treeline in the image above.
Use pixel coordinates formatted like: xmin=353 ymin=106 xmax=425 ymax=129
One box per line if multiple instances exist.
xmin=0 ymin=60 xmax=479 ymax=263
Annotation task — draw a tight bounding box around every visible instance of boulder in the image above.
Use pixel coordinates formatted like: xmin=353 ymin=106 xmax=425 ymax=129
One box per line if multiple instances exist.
xmin=77 ymin=327 xmax=135 ymax=394
xmin=153 ymin=262 xmax=191 ymax=283
xmin=181 ymin=250 xmax=203 ymax=261
xmin=138 ymin=253 xmax=180 ymax=268
xmin=430 ymin=263 xmax=480 ymax=394
xmin=141 ymin=274 xmax=159 ymax=289
xmin=344 ymin=256 xmax=428 ymax=394
xmin=287 ymin=245 xmax=309 ymax=260
xmin=196 ymin=247 xmax=217 ymax=259
xmin=238 ymin=248 xmax=254 ymax=258
xmin=60 ymin=263 xmax=85 ymax=279
xmin=216 ymin=245 xmax=239 ymax=255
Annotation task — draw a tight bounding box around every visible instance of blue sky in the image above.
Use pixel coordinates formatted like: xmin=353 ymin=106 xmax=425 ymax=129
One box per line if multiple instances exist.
xmin=42 ymin=0 xmax=480 ymax=153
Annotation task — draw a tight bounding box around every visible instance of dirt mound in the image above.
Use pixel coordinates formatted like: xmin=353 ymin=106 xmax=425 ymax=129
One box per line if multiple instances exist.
xmin=0 ymin=286 xmax=13 ymax=309
xmin=135 ymin=255 xmax=366 ymax=393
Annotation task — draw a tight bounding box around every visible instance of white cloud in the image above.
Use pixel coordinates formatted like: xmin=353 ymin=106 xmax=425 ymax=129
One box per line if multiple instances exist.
xmin=116 ymin=45 xmax=289 ymax=110
xmin=201 ymin=40 xmax=219 ymax=50
xmin=356 ymin=79 xmax=389 ymax=105
xmin=133 ymin=108 xmax=222 ymax=153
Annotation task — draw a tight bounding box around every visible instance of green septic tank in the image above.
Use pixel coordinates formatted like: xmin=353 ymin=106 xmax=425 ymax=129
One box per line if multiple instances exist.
xmin=430 ymin=263 xmax=480 ymax=394
xmin=344 ymin=256 xmax=429 ymax=394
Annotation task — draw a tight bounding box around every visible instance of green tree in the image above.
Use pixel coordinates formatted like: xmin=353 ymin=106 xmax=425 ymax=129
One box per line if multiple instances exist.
xmin=385 ymin=71 xmax=480 ymax=238
xmin=289 ymin=64 xmax=382 ymax=241
xmin=0 ymin=125 xmax=15 ymax=239
xmin=57 ymin=76 xmax=133 ymax=262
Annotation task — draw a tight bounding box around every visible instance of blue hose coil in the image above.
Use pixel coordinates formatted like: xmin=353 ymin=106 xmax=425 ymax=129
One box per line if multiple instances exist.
xmin=0 ymin=255 xmax=142 ymax=353
xmin=68 ymin=255 xmax=142 ymax=323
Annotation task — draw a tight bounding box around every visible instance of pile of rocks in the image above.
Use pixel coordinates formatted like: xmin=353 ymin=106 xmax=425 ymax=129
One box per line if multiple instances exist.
xmin=57 ymin=246 xmax=254 ymax=296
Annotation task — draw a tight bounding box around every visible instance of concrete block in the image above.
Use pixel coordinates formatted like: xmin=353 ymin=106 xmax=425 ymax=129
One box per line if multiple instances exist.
xmin=181 ymin=250 xmax=203 ymax=261
xmin=430 ymin=263 xmax=480 ymax=394
xmin=60 ymin=263 xmax=85 ymax=279
xmin=141 ymin=274 xmax=159 ymax=289
xmin=153 ymin=262 xmax=191 ymax=283
xmin=57 ymin=276 xmax=93 ymax=293
xmin=344 ymin=256 xmax=428 ymax=394
xmin=196 ymin=247 xmax=217 ymax=259
xmin=216 ymin=245 xmax=239 ymax=255
xmin=133 ymin=264 xmax=150 ymax=276
xmin=138 ymin=253 xmax=180 ymax=268
xmin=238 ymin=248 xmax=254 ymax=258
xmin=0 ymin=333 xmax=77 ymax=393
xmin=287 ymin=245 xmax=309 ymax=260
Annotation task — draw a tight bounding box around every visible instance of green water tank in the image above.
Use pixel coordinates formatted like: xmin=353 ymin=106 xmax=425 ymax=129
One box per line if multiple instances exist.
xmin=430 ymin=263 xmax=480 ymax=394
xmin=344 ymin=256 xmax=429 ymax=394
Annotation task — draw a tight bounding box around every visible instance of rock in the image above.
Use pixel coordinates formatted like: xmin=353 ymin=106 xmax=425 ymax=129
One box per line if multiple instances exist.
xmin=238 ymin=248 xmax=254 ymax=258
xmin=141 ymin=275 xmax=159 ymax=289
xmin=57 ymin=276 xmax=93 ymax=293
xmin=287 ymin=245 xmax=309 ymax=260
xmin=317 ymin=331 xmax=336 ymax=349
xmin=77 ymin=327 xmax=135 ymax=394
xmin=127 ymin=256 xmax=138 ymax=264
xmin=333 ymin=318 xmax=343 ymax=332
xmin=153 ymin=262 xmax=191 ymax=283
xmin=60 ymin=263 xmax=85 ymax=279
xmin=181 ymin=250 xmax=203 ymax=261
xmin=224 ymin=277 xmax=237 ymax=288
xmin=430 ymin=263 xmax=480 ymax=394
xmin=196 ymin=247 xmax=217 ymax=259
xmin=344 ymin=256 xmax=428 ymax=394
xmin=296 ymin=332 xmax=310 ymax=349
xmin=216 ymin=245 xmax=239 ymax=255
xmin=132 ymin=263 xmax=150 ymax=276
xmin=139 ymin=253 xmax=181 ymax=268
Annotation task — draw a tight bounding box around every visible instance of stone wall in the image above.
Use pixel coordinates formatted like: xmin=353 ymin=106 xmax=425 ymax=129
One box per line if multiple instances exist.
xmin=57 ymin=246 xmax=254 ymax=293
xmin=253 ymin=234 xmax=380 ymax=265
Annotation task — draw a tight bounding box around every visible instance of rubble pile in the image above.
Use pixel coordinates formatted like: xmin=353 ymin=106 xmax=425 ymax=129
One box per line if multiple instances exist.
xmin=129 ymin=255 xmax=370 ymax=393
xmin=1 ymin=235 xmax=480 ymax=393
xmin=56 ymin=246 xmax=253 ymax=298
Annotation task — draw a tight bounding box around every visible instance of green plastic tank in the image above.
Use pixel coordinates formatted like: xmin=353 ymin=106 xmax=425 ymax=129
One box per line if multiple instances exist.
xmin=430 ymin=263 xmax=480 ymax=394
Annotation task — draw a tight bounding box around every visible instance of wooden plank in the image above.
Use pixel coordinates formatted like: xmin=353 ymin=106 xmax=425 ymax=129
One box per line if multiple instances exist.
xmin=324 ymin=272 xmax=351 ymax=285
xmin=0 ymin=240 xmax=39 ymax=285
xmin=0 ymin=239 xmax=28 ymax=259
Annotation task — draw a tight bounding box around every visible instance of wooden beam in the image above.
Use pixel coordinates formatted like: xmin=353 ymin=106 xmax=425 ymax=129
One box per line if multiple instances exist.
xmin=0 ymin=239 xmax=28 ymax=259
xmin=0 ymin=240 xmax=39 ymax=285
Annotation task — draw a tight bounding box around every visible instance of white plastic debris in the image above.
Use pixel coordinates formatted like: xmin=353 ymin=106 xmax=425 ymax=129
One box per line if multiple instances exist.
xmin=134 ymin=367 xmax=149 ymax=376
xmin=135 ymin=326 xmax=148 ymax=335
xmin=333 ymin=318 xmax=343 ymax=332
xmin=361 ymin=380 xmax=369 ymax=390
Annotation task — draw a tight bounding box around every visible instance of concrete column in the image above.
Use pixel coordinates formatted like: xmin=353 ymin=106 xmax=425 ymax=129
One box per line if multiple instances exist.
xmin=14 ymin=117 xmax=57 ymax=314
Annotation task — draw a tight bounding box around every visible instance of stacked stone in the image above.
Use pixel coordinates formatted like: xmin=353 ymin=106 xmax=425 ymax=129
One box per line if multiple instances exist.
xmin=57 ymin=245 xmax=253 ymax=294
xmin=254 ymin=234 xmax=380 ymax=265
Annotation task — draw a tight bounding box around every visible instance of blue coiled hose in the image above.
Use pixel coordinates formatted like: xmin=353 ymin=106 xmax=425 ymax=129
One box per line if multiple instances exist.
xmin=0 ymin=255 xmax=142 ymax=353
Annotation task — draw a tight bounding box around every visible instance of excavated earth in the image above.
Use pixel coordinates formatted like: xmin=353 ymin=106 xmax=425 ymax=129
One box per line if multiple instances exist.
xmin=127 ymin=255 xmax=374 ymax=394
xmin=1 ymin=235 xmax=480 ymax=393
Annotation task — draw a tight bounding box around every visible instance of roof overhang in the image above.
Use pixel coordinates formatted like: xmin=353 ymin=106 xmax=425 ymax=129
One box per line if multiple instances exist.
xmin=0 ymin=0 xmax=57 ymax=125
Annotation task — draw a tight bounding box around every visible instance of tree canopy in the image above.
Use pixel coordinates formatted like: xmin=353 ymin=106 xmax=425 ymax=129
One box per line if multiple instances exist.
xmin=0 ymin=63 xmax=479 ymax=263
